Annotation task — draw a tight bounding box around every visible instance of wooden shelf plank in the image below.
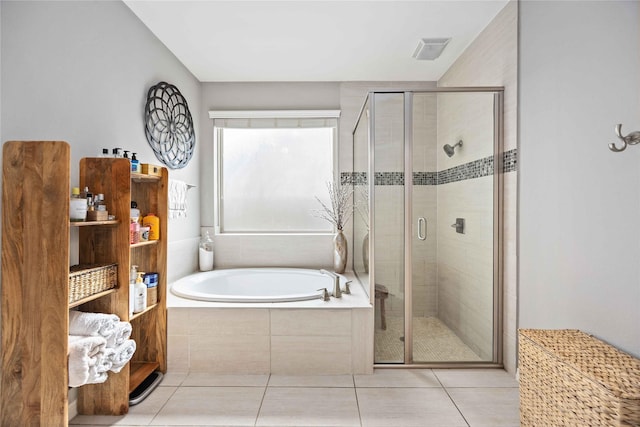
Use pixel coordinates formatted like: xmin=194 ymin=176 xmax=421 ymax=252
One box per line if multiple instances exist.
xmin=70 ymin=220 xmax=119 ymax=227
xmin=68 ymin=288 xmax=117 ymax=309
xmin=130 ymin=240 xmax=158 ymax=249
xmin=131 ymin=173 xmax=161 ymax=183
xmin=130 ymin=303 xmax=157 ymax=321
xmin=129 ymin=361 xmax=160 ymax=394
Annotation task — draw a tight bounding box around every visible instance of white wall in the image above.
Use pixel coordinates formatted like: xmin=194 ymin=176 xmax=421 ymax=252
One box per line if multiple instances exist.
xmin=1 ymin=1 xmax=202 ymax=282
xmin=519 ymin=1 xmax=640 ymax=357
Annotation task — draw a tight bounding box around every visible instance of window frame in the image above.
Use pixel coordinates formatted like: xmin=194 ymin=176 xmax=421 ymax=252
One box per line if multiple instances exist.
xmin=210 ymin=110 xmax=341 ymax=235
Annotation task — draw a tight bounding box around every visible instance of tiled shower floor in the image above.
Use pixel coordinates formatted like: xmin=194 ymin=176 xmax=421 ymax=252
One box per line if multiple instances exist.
xmin=70 ymin=369 xmax=519 ymax=426
xmin=375 ymin=316 xmax=483 ymax=363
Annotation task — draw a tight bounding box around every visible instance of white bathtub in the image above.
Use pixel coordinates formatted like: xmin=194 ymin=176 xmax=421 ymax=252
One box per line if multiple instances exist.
xmin=167 ymin=269 xmax=374 ymax=374
xmin=171 ymin=268 xmax=349 ymax=303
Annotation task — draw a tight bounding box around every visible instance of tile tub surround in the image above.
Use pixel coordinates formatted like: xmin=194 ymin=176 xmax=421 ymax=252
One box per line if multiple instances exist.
xmin=70 ymin=368 xmax=519 ymax=426
xmin=167 ymin=272 xmax=373 ymax=375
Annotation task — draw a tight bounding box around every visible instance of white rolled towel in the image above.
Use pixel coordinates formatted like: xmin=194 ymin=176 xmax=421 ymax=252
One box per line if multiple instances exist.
xmin=95 ymin=347 xmax=116 ymax=374
xmin=86 ymin=366 xmax=108 ymax=385
xmin=69 ymin=311 xmax=119 ymax=338
xmin=105 ymin=321 xmax=133 ymax=348
xmin=68 ymin=335 xmax=108 ymax=387
xmin=109 ymin=339 xmax=137 ymax=373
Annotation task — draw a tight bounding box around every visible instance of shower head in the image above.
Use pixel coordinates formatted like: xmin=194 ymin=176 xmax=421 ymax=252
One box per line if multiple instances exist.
xmin=443 ymin=140 xmax=463 ymax=157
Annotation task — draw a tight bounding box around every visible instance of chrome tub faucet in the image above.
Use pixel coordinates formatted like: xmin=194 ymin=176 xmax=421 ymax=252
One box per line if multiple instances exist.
xmin=320 ymin=269 xmax=341 ymax=298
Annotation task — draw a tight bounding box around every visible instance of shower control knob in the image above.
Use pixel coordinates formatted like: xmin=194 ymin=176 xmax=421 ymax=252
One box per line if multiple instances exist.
xmin=451 ymin=218 xmax=465 ymax=234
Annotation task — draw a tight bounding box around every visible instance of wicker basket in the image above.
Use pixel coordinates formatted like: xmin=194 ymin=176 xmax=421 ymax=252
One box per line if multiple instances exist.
xmin=68 ymin=263 xmax=118 ymax=304
xmin=519 ymin=329 xmax=640 ymax=427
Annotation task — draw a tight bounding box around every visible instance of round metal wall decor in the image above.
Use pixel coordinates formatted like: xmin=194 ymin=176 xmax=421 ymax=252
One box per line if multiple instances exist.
xmin=144 ymin=81 xmax=195 ymax=169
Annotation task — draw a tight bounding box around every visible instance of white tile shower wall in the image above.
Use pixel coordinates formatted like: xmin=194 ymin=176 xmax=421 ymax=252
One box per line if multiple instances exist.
xmin=167 ymin=307 xmax=373 ymax=374
xmin=438 ymin=0 xmax=517 ymax=372
xmin=211 ymin=234 xmax=333 ymax=269
xmin=436 ymin=93 xmax=495 ymax=167
xmin=435 ymin=90 xmax=496 ymax=361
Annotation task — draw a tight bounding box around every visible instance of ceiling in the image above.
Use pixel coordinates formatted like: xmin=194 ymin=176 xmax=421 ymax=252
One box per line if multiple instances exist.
xmin=124 ymin=1 xmax=509 ymax=82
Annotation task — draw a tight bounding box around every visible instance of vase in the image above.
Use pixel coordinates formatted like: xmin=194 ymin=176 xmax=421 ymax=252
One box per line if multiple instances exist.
xmin=333 ymin=230 xmax=348 ymax=274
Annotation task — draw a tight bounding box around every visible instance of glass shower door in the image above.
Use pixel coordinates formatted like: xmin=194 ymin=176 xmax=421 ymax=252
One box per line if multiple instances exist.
xmin=371 ymin=92 xmax=406 ymax=364
xmin=411 ymin=91 xmax=498 ymax=363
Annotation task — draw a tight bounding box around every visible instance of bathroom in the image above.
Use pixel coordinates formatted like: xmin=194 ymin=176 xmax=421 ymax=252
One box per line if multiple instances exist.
xmin=2 ymin=0 xmax=639 ymax=425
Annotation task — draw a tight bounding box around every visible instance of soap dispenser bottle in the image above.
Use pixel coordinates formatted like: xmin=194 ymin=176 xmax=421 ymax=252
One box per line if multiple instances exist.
xmin=131 ymin=152 xmax=140 ymax=173
xmin=133 ymin=272 xmax=147 ymax=314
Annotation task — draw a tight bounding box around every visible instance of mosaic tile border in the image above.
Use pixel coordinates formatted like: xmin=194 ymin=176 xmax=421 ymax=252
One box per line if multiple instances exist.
xmin=341 ymin=148 xmax=517 ymax=186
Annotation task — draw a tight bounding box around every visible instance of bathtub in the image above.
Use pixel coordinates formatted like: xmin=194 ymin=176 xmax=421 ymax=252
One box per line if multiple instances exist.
xmin=167 ymin=268 xmax=373 ymax=375
xmin=170 ymin=268 xmax=348 ymax=303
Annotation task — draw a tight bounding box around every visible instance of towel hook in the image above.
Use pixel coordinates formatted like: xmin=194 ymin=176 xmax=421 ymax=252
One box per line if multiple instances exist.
xmin=608 ymin=124 xmax=640 ymax=152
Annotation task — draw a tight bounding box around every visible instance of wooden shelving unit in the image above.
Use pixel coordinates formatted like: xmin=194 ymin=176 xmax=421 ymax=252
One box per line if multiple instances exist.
xmin=76 ymin=157 xmax=168 ymax=415
xmin=1 ymin=141 xmax=71 ymax=426
xmin=1 ymin=142 xmax=168 ymax=424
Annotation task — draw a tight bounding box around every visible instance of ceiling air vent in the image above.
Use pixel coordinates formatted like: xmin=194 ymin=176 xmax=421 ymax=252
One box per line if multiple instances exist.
xmin=412 ymin=38 xmax=451 ymax=60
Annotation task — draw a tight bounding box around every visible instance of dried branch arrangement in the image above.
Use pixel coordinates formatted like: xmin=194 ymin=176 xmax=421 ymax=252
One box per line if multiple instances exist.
xmin=312 ymin=182 xmax=354 ymax=231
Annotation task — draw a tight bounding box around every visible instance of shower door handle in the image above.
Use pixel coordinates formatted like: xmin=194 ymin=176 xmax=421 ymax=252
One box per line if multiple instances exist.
xmin=417 ymin=217 xmax=427 ymax=240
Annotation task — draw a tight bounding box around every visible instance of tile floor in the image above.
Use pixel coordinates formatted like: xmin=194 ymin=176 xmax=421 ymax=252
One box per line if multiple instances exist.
xmin=70 ymin=369 xmax=520 ymax=427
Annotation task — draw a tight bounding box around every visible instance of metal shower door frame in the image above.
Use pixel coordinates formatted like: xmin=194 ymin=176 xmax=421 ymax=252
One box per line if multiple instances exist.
xmin=363 ymin=87 xmax=504 ymax=368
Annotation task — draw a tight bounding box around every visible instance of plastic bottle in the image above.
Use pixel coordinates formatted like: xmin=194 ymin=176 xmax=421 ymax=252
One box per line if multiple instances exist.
xmin=96 ymin=194 xmax=107 ymax=212
xmin=133 ymin=272 xmax=147 ymax=313
xmin=131 ymin=153 xmax=140 ymax=173
xmin=199 ymin=231 xmax=214 ymax=271
xmin=130 ymin=201 xmax=140 ymax=222
xmin=70 ymin=187 xmax=87 ymax=222
xmin=143 ymin=213 xmax=160 ymax=240
xmin=129 ymin=265 xmax=138 ymax=317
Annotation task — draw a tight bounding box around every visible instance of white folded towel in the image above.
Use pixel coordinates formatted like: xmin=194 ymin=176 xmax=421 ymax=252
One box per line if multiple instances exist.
xmin=68 ymin=335 xmax=108 ymax=387
xmin=169 ymin=179 xmax=188 ymax=219
xmin=69 ymin=311 xmax=119 ymax=338
xmin=105 ymin=321 xmax=133 ymax=348
xmin=109 ymin=339 xmax=137 ymax=373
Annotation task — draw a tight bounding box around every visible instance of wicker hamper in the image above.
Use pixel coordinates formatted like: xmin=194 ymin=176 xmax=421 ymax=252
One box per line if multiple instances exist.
xmin=519 ymin=329 xmax=640 ymax=427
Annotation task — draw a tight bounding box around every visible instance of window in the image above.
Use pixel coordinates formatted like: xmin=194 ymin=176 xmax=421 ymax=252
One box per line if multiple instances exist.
xmin=211 ymin=111 xmax=340 ymax=233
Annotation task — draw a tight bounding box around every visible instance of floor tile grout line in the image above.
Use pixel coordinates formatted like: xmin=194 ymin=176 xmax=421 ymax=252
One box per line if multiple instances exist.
xmin=433 ymin=373 xmax=471 ymax=427
xmin=253 ymin=374 xmax=271 ymax=426
xmin=351 ymin=374 xmax=364 ymax=427
xmin=147 ymin=383 xmax=181 ymax=426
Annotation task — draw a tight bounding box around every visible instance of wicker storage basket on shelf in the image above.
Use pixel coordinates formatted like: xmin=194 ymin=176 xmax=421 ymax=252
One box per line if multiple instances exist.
xmin=68 ymin=263 xmax=118 ymax=304
xmin=519 ymin=329 xmax=640 ymax=427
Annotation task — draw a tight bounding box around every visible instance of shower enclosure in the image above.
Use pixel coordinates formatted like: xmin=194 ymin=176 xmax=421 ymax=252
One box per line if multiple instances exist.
xmin=351 ymin=89 xmax=503 ymax=366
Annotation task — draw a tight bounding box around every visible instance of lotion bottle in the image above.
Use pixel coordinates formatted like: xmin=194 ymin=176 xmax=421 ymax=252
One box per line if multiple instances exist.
xmin=133 ymin=272 xmax=147 ymax=314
